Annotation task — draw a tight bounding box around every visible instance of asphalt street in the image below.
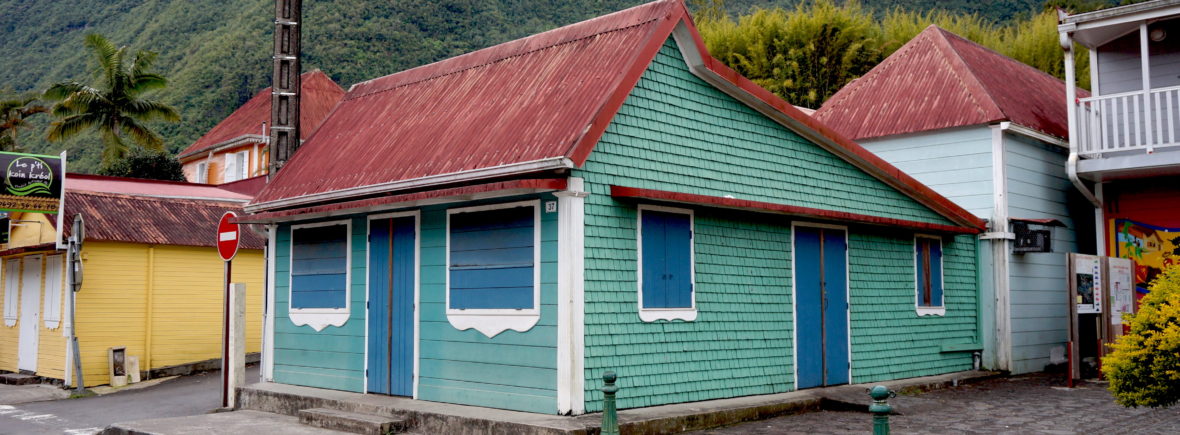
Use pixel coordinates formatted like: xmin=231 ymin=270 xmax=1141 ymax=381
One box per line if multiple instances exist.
xmin=0 ymin=365 xmax=260 ymax=435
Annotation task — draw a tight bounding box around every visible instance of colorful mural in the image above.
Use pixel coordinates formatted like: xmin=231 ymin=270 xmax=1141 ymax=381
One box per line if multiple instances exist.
xmin=1113 ymin=219 xmax=1180 ymax=293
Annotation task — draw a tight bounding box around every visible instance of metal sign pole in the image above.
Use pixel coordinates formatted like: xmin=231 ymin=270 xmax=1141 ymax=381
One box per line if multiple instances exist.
xmin=222 ymin=259 xmax=231 ymax=408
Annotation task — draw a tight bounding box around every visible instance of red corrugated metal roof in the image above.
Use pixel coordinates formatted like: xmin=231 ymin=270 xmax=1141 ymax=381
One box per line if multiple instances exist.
xmin=67 ymin=173 xmax=252 ymax=202
xmin=62 ymin=190 xmax=264 ymax=249
xmin=251 ymin=0 xmax=681 ymax=206
xmin=178 ymin=70 xmax=345 ymax=159
xmin=248 ymin=0 xmax=985 ymax=231
xmin=814 ymin=25 xmax=1082 ymax=141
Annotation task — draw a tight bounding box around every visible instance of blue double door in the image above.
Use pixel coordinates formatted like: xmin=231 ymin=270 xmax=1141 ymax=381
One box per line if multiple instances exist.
xmin=368 ymin=217 xmax=416 ymax=396
xmin=794 ymin=226 xmax=849 ymax=389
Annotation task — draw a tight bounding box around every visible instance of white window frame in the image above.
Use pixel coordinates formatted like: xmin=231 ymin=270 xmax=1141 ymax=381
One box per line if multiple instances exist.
xmin=223 ymin=150 xmax=249 ymax=182
xmin=637 ymin=204 xmax=697 ymax=322
xmin=288 ymin=219 xmax=352 ymax=331
xmin=445 ymin=200 xmax=541 ymax=338
xmin=43 ymin=255 xmax=64 ymax=329
xmin=195 ymin=161 xmax=209 ymax=184
xmin=914 ymin=234 xmax=946 ymax=317
xmin=2 ymin=259 xmax=17 ymax=327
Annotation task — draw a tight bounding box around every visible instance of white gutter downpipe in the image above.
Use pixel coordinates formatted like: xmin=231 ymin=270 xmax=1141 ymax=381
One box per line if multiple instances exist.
xmin=1060 ymin=29 xmax=1101 ymax=209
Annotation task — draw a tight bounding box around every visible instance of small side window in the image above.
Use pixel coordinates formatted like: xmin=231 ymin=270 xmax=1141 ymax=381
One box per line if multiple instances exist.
xmin=638 ymin=205 xmax=696 ymax=322
xmin=915 ymin=235 xmax=944 ymax=316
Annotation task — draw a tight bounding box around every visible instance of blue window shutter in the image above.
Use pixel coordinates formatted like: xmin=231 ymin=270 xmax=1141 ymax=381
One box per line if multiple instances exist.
xmin=291 ymin=224 xmax=348 ymax=309
xmin=930 ymin=240 xmax=943 ymax=307
xmin=665 ymin=213 xmax=692 ymax=308
xmin=448 ymin=206 xmax=535 ymax=310
xmin=642 ymin=210 xmax=691 ymax=309
xmin=641 ymin=211 xmax=666 ymax=308
xmin=916 ymin=239 xmax=928 ymax=306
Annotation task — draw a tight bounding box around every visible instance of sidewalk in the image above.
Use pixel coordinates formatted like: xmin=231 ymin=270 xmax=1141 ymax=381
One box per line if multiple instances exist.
xmin=0 ymin=383 xmax=69 ymax=405
xmin=689 ymin=373 xmax=1180 ymax=434
xmin=105 ymin=370 xmax=998 ymax=434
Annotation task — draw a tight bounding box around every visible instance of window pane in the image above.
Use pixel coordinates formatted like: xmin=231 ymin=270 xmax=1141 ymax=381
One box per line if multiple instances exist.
xmin=291 ymin=224 xmax=348 ymax=309
xmin=916 ymin=238 xmax=943 ymax=308
xmin=449 ymin=206 xmax=534 ymax=309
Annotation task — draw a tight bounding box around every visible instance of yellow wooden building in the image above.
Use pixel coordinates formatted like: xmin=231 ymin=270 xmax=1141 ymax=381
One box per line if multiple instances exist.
xmin=0 ymin=174 xmax=265 ymax=387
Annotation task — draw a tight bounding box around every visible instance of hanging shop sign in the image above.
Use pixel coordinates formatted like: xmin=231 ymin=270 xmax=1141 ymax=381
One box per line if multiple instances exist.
xmin=0 ymin=151 xmax=64 ymax=214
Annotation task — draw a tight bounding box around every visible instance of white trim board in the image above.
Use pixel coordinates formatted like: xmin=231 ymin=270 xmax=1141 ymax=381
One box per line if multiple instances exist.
xmin=555 ymin=177 xmax=588 ymax=415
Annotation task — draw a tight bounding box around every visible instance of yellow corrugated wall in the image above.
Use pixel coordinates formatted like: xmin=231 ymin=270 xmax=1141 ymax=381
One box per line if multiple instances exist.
xmin=0 ymin=252 xmax=66 ymax=376
xmin=73 ymin=242 xmax=264 ymax=387
xmin=0 ymin=257 xmax=20 ymax=372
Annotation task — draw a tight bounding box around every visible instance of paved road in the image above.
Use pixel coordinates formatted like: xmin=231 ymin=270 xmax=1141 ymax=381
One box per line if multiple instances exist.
xmin=690 ymin=373 xmax=1180 ymax=434
xmin=0 ymin=366 xmax=260 ymax=435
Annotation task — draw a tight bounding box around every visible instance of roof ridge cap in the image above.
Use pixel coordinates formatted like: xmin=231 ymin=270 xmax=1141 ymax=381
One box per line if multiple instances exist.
xmin=928 ymin=27 xmax=1006 ymax=122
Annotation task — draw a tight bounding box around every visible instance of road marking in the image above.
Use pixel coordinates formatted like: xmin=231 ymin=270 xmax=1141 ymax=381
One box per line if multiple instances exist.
xmin=64 ymin=427 xmax=102 ymax=435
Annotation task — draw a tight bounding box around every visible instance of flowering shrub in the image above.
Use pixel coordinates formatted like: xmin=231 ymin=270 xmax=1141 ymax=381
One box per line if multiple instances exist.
xmin=1104 ymin=266 xmax=1180 ymax=408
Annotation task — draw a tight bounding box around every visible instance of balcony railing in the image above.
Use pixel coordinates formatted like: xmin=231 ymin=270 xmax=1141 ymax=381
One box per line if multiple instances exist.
xmin=1075 ymin=85 xmax=1180 ymax=157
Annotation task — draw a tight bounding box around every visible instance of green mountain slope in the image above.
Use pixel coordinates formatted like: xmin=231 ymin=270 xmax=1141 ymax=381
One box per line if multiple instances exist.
xmin=0 ymin=0 xmax=1066 ymax=173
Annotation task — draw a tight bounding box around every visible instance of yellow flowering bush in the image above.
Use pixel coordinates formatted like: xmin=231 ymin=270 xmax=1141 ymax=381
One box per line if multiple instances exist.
xmin=1103 ymin=266 xmax=1180 ymax=408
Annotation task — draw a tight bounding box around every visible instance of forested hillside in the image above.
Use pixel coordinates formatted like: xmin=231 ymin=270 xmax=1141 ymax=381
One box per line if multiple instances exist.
xmin=0 ymin=0 xmax=1113 ymax=172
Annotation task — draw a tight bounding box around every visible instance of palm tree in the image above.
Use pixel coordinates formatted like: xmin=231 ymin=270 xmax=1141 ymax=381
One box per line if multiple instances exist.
xmin=44 ymin=34 xmax=179 ymax=165
xmin=0 ymin=94 xmax=49 ymax=152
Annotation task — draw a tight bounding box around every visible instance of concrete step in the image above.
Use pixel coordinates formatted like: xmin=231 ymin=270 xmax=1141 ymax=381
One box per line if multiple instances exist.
xmin=0 ymin=373 xmax=38 ymax=385
xmin=298 ymin=407 xmax=408 ymax=435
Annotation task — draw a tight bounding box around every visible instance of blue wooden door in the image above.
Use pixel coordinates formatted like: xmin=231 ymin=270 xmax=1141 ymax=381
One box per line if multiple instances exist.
xmin=795 ymin=226 xmax=849 ymax=389
xmin=368 ymin=217 xmax=416 ymax=396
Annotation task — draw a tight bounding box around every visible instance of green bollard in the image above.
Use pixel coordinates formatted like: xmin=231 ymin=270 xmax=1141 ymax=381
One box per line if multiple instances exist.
xmin=601 ymin=371 xmax=620 ymax=435
xmin=868 ymin=385 xmax=896 ymax=435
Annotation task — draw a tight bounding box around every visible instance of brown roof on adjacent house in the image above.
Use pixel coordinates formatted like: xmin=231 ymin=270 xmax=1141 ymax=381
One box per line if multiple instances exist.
xmin=178 ymin=70 xmax=345 ymax=160
xmin=60 ymin=174 xmax=263 ymax=249
xmin=814 ymin=25 xmax=1080 ymax=141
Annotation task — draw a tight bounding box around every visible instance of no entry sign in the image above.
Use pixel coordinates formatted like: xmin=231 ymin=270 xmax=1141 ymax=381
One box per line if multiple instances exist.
xmin=217 ymin=212 xmax=240 ymax=261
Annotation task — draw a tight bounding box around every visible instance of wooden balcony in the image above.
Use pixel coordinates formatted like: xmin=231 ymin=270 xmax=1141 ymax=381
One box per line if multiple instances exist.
xmin=1073 ymin=86 xmax=1180 ymax=180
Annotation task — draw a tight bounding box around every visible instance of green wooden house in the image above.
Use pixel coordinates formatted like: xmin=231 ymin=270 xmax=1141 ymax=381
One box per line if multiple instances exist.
xmin=243 ymin=0 xmax=987 ymax=415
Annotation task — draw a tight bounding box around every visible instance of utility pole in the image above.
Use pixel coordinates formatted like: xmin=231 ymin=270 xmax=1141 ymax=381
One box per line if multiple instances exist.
xmin=269 ymin=0 xmax=301 ymax=178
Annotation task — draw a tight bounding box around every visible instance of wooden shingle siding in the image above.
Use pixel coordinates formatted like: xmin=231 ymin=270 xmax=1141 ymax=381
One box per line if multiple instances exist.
xmin=847 ymin=232 xmax=977 ymax=382
xmin=1004 ymin=135 xmax=1077 ymax=374
xmin=581 ymin=207 xmax=793 ymax=411
xmin=273 ymin=219 xmax=367 ymax=391
xmin=576 ymin=37 xmax=978 ymax=411
xmin=859 ymin=127 xmax=994 ymax=219
xmin=582 ymin=38 xmax=955 ymax=226
xmin=417 ymin=198 xmax=559 ymax=413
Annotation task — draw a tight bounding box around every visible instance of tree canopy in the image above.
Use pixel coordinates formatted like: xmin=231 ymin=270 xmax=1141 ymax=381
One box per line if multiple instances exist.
xmin=44 ymin=34 xmax=180 ymax=167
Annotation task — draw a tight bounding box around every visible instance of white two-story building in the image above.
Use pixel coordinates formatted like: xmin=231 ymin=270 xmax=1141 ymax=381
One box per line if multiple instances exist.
xmin=1060 ymin=0 xmax=1180 ymax=299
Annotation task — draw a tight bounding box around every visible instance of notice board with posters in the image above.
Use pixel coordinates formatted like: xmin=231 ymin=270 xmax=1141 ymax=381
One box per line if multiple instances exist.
xmin=1066 ymin=254 xmax=1140 ymax=380
xmin=0 ymin=151 xmax=64 ymax=214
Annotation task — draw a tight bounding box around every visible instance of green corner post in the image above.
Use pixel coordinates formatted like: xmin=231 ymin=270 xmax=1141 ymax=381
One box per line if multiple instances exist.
xmin=869 ymin=385 xmax=896 ymax=435
xmin=601 ymin=371 xmax=620 ymax=435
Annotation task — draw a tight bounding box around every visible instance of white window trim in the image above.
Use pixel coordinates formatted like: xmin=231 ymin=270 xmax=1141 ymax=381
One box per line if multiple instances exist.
xmin=289 ymin=219 xmax=352 ymax=332
xmin=637 ymin=204 xmax=697 ymax=322
xmin=223 ymin=150 xmax=249 ymax=182
xmin=445 ymin=200 xmax=542 ymax=338
xmin=915 ymin=234 xmax=946 ymax=317
xmin=195 ymin=162 xmax=209 ymax=184
xmin=2 ymin=258 xmax=17 ymax=327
